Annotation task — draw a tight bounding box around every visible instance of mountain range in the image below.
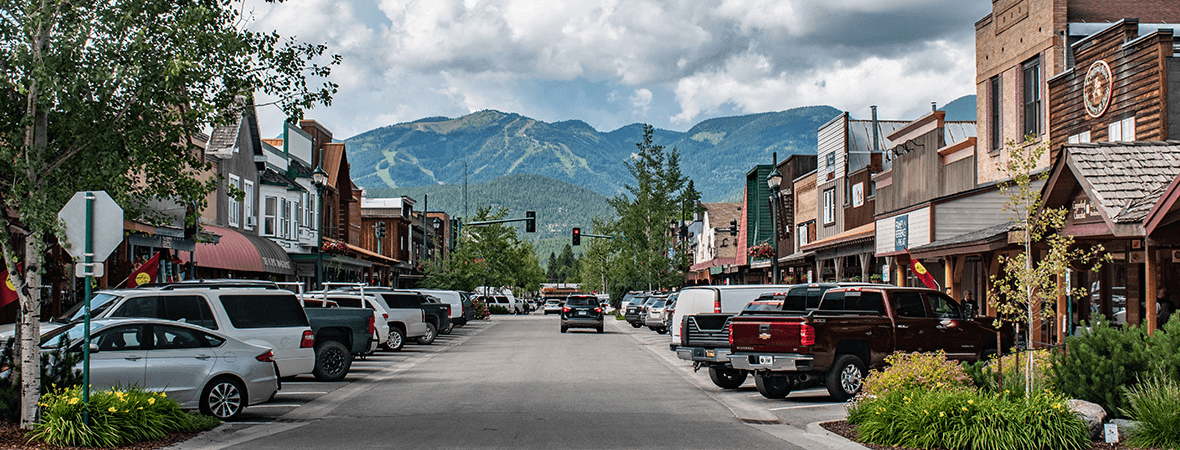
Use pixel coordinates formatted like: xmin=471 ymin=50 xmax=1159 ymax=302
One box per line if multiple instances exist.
xmin=346 ymin=96 xmax=976 ymax=202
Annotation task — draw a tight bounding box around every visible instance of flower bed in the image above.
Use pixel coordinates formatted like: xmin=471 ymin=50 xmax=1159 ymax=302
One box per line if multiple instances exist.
xmin=28 ymin=386 xmax=219 ymax=448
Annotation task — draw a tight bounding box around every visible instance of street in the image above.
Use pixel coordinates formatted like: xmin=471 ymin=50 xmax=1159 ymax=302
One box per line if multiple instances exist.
xmin=173 ymin=314 xmax=859 ymax=450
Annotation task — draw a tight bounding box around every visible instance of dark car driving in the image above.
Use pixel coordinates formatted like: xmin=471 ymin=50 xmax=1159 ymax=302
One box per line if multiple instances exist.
xmin=561 ymin=295 xmax=604 ymax=333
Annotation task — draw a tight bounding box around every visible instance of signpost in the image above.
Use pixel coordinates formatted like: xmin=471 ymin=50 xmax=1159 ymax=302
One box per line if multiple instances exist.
xmin=58 ymin=191 xmax=123 ymax=424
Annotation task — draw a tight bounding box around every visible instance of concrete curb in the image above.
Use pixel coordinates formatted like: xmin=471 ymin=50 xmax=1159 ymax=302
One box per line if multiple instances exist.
xmin=807 ymin=421 xmax=868 ymax=449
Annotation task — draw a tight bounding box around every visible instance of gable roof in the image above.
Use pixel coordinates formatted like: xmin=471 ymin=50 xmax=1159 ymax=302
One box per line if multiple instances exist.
xmin=1067 ymin=141 xmax=1180 ymax=223
xmin=702 ymin=202 xmax=740 ymax=228
xmin=205 ymin=117 xmax=243 ymax=158
xmin=322 ymin=143 xmax=347 ymax=188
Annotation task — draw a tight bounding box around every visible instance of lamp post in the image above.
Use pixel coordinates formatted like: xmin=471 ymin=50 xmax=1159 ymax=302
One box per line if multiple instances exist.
xmin=766 ymin=156 xmax=783 ymax=285
xmin=432 ymin=217 xmax=442 ymax=259
xmin=312 ymin=165 xmax=327 ymax=289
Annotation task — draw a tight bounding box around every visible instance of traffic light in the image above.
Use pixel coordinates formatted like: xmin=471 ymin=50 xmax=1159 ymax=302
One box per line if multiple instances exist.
xmin=525 ymin=211 xmax=536 ymax=233
xmin=729 ymin=220 xmax=738 ymax=236
xmin=572 ymin=227 xmax=581 ymax=245
xmin=377 ymin=221 xmax=387 ymax=238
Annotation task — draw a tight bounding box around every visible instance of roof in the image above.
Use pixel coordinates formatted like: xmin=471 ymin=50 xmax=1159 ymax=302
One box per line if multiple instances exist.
xmin=1066 ymin=141 xmax=1180 ymax=223
xmin=847 ymin=119 xmax=909 ymax=169
xmin=260 ymin=167 xmax=304 ymax=191
xmin=262 ymin=138 xmax=284 ymax=148
xmin=908 ymin=221 xmax=1014 ymax=257
xmin=702 ymin=202 xmax=740 ymax=228
xmin=289 ymin=158 xmax=314 ymax=178
xmin=205 ymin=118 xmax=242 ymax=158
xmin=801 ymin=222 xmax=874 ymax=252
xmin=323 ymin=143 xmax=346 ymax=188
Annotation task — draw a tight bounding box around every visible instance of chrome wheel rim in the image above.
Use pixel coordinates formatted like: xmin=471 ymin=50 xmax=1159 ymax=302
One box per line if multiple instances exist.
xmin=841 ymin=365 xmax=862 ymax=394
xmin=388 ymin=331 xmax=402 ymax=348
xmin=208 ymin=382 xmax=242 ymax=419
xmin=424 ymin=326 xmax=435 ymax=341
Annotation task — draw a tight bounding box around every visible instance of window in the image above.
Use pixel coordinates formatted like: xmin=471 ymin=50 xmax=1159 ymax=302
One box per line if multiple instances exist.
xmin=289 ymin=198 xmax=298 ymax=238
xmin=227 ymin=174 xmax=240 ymax=227
xmin=823 ymin=188 xmax=836 ymax=225
xmin=95 ymin=325 xmax=145 ymax=352
xmin=219 ymin=294 xmax=309 ymax=328
xmin=263 ymin=196 xmax=277 ymax=236
xmin=152 ymin=325 xmax=209 ymax=350
xmin=797 ymin=224 xmax=809 ymax=249
xmin=990 ymin=75 xmax=1002 ymax=151
xmin=892 ymin=291 xmax=927 ymax=318
xmin=1022 ymin=57 xmax=1041 ymax=137
xmin=927 ymin=293 xmax=963 ymax=319
xmin=279 ymin=197 xmax=289 ymax=239
xmin=243 ymin=180 xmax=254 ymax=230
xmin=1109 ymin=116 xmax=1135 ymax=142
xmin=1068 ymin=131 xmax=1091 ymax=144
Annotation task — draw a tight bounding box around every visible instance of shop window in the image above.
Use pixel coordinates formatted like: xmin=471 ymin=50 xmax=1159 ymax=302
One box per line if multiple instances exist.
xmin=227 ymin=174 xmax=240 ymax=228
xmin=1022 ymin=57 xmax=1041 ymax=138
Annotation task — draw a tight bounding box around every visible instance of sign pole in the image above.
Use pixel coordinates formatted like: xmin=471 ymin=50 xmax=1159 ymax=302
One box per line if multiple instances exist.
xmin=82 ymin=192 xmax=93 ymax=425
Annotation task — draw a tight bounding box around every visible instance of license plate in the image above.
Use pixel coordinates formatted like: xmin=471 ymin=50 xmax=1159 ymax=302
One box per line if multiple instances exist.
xmin=705 ymin=350 xmax=715 ymax=358
xmin=758 ymin=356 xmax=774 ymax=365
xmin=578 ymin=311 xmax=587 ymax=316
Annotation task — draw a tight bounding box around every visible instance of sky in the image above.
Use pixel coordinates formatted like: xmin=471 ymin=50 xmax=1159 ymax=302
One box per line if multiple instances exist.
xmin=245 ymin=0 xmax=991 ymax=140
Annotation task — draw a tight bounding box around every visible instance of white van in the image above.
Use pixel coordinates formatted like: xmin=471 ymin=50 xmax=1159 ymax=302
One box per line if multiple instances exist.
xmin=475 ymin=286 xmax=525 ymax=314
xmin=669 ymin=285 xmax=793 ymax=347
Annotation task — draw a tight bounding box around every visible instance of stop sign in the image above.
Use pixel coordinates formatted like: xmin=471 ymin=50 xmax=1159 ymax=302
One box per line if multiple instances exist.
xmin=58 ymin=191 xmax=123 ymax=262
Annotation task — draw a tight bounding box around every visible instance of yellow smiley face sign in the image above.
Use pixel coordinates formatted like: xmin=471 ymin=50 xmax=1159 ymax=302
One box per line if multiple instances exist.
xmin=913 ymin=261 xmax=928 ymax=275
xmin=135 ymin=272 xmax=152 ymax=286
xmin=4 ymin=275 xmax=13 ymax=291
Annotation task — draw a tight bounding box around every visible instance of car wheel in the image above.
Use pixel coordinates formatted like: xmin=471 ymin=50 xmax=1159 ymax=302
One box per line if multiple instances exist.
xmin=200 ymin=377 xmax=246 ymax=420
xmin=755 ymin=372 xmax=793 ymax=399
xmin=560 ymin=325 xmax=568 ymax=333
xmin=442 ymin=322 xmax=455 ymax=335
xmin=417 ymin=323 xmax=437 ymax=345
xmin=656 ymin=328 xmax=668 ymax=335
xmin=630 ymin=322 xmax=642 ymax=328
xmin=596 ymin=325 xmax=604 ymax=333
xmin=826 ymin=354 xmax=867 ymax=401
xmin=709 ymin=366 xmax=748 ymax=389
xmin=312 ymin=340 xmax=352 ymax=382
xmin=384 ymin=327 xmax=404 ymax=351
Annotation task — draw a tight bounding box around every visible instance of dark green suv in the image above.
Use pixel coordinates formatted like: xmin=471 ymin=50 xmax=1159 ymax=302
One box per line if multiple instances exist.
xmin=561 ymin=295 xmax=604 ymax=333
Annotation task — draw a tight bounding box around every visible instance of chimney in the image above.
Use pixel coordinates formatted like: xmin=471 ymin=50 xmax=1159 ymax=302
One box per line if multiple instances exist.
xmin=932 ymin=102 xmax=937 ymax=113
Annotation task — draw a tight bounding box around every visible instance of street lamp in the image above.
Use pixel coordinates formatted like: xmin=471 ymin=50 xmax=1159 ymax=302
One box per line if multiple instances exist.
xmin=312 ymin=165 xmax=327 ymax=289
xmin=432 ymin=217 xmax=442 ymax=259
xmin=766 ymin=158 xmax=783 ymax=285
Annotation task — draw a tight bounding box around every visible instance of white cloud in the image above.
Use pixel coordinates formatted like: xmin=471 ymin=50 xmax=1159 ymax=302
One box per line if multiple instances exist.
xmin=630 ymin=88 xmax=652 ymax=115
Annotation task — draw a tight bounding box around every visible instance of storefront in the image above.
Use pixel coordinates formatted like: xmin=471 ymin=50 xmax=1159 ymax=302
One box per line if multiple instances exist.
xmin=179 ymin=225 xmax=295 ymax=281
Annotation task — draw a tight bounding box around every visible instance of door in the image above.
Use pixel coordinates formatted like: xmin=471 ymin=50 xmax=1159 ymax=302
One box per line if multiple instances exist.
xmin=924 ymin=292 xmax=978 ymax=360
xmin=145 ymin=325 xmax=220 ymax=404
xmin=889 ymin=291 xmax=938 ymax=353
xmin=89 ymin=325 xmax=148 ymax=391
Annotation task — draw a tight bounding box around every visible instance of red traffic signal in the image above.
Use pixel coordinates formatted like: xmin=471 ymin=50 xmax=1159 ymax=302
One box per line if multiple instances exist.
xmin=572 ymin=227 xmax=581 ymax=245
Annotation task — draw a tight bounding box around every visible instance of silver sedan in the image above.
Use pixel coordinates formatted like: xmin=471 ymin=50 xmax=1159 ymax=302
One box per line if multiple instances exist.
xmin=40 ymin=318 xmax=279 ymax=420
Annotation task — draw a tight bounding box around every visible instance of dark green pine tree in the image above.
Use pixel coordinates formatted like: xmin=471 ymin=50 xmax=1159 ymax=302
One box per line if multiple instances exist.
xmin=547 ymin=252 xmax=558 ymax=282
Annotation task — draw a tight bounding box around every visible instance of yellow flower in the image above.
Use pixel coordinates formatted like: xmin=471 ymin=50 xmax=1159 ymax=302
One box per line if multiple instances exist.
xmin=968 ymin=400 xmax=974 ymax=404
xmin=137 ymin=407 xmax=143 ymax=410
xmin=108 ymin=407 xmax=116 ymax=413
xmin=148 ymin=398 xmax=155 ymax=405
xmin=68 ymin=398 xmax=79 ymax=405
xmin=939 ymin=412 xmax=946 ymax=417
xmin=962 ymin=407 xmax=968 ymax=411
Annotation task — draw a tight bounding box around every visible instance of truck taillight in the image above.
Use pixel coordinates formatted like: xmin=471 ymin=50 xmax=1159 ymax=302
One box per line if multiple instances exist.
xmin=300 ymin=330 xmax=315 ymax=348
xmin=368 ymin=316 xmax=376 ymax=334
xmin=594 ymin=307 xmax=602 ymax=313
xmin=728 ymin=323 xmax=734 ymax=346
xmin=256 ymin=351 xmax=275 ymax=362
xmin=714 ymin=297 xmax=721 ymax=313
xmin=800 ymin=324 xmax=815 ymax=346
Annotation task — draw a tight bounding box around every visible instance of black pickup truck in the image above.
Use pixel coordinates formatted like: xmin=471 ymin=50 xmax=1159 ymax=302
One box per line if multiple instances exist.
xmin=302 ymin=307 xmax=377 ymax=381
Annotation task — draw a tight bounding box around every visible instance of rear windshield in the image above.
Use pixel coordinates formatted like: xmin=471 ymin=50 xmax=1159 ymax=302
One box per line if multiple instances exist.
xmin=566 ymin=296 xmax=597 ymax=306
xmin=329 ymin=296 xmax=368 ymax=309
xmin=783 ymin=286 xmax=826 ymax=311
xmin=819 ymin=291 xmax=886 ymax=315
xmin=382 ymin=293 xmax=423 ymax=309
xmin=650 ymin=300 xmax=666 ymax=308
xmin=219 ymin=294 xmax=309 ymax=328
xmin=64 ymin=293 xmax=122 ymax=322
xmin=742 ymin=301 xmax=783 ymax=313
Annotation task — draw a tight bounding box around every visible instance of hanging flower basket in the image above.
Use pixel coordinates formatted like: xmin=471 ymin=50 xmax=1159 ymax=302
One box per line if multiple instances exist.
xmin=748 ymin=242 xmax=775 ymax=260
xmin=321 ymin=241 xmax=348 ymax=254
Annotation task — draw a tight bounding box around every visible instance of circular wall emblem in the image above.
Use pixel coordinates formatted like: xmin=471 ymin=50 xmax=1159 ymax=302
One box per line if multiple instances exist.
xmin=1084 ymin=60 xmax=1112 ymax=118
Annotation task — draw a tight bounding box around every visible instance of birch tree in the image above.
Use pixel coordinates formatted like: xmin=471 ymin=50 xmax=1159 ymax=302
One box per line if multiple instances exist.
xmin=0 ymin=0 xmax=337 ymax=426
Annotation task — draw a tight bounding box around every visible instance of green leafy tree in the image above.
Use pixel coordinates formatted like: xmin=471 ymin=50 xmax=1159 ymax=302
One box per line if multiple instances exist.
xmin=988 ymin=137 xmax=1109 ymax=396
xmin=556 ymin=244 xmax=576 ymax=282
xmin=609 ymin=124 xmax=691 ymax=291
xmin=0 ymin=0 xmax=338 ymax=426
xmin=421 ymin=206 xmax=543 ymax=293
xmin=576 ymin=216 xmax=618 ymax=297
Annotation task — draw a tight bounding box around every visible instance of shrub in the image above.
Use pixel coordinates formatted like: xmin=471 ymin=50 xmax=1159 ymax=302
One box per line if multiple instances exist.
xmin=28 ymin=385 xmax=219 ymax=447
xmin=856 ymin=351 xmax=974 ymax=401
xmin=1052 ymin=318 xmax=1150 ymax=416
xmin=964 ymin=349 xmax=1055 ymax=395
xmin=471 ymin=299 xmax=490 ymax=319
xmin=1121 ymin=375 xmax=1180 ymax=449
xmin=848 ymin=387 xmax=1089 ymax=450
xmin=0 ymin=335 xmax=84 ymax=422
xmin=1144 ymin=312 xmax=1180 ymax=382
xmin=488 ymin=305 xmax=510 ymax=315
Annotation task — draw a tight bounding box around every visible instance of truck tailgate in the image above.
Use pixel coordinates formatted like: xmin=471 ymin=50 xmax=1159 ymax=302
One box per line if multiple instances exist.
xmin=730 ymin=316 xmax=808 ymax=353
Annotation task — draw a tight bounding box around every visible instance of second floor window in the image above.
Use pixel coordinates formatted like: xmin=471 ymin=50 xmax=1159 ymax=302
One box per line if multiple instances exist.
xmin=1109 ymin=116 xmax=1136 ymax=142
xmin=227 ymin=174 xmax=240 ymax=228
xmin=243 ymin=180 xmax=254 ymax=230
xmin=1022 ymin=57 xmax=1041 ymax=138
xmin=823 ymin=188 xmax=836 ymax=225
xmin=990 ymin=75 xmax=1002 ymax=151
xmin=263 ymin=196 xmax=277 ymax=236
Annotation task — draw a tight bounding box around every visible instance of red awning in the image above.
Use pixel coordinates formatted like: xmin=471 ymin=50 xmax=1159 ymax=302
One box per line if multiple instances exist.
xmin=179 ymin=225 xmax=294 ymax=275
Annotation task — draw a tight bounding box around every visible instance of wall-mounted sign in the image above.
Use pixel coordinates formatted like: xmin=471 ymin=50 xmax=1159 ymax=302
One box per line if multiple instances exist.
xmin=1084 ymin=60 xmax=1113 ymax=118
xmin=852 ymin=182 xmax=865 ymax=208
xmin=894 ymin=215 xmax=909 ymax=252
xmin=1071 ymin=196 xmax=1102 ymax=224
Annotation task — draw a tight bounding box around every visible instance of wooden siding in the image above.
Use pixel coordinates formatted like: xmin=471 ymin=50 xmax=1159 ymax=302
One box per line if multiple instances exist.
xmin=746 ymin=166 xmax=774 ymax=248
xmin=876 ymin=206 xmax=932 ymax=255
xmin=817 ymin=181 xmax=843 ymax=240
xmin=1049 ymin=22 xmax=1174 ymax=159
xmin=844 ymin=168 xmax=875 ymax=230
xmin=817 ymin=114 xmax=847 ymax=184
xmin=934 ymin=189 xmax=1013 ymax=241
xmin=875 ymin=122 xmax=978 ymax=216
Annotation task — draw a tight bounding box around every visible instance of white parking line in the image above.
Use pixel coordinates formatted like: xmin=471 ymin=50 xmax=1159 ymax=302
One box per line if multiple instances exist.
xmin=248 ymin=404 xmax=302 ymax=408
xmin=767 ymin=403 xmax=843 ymax=411
xmin=274 ymin=392 xmax=327 ymax=395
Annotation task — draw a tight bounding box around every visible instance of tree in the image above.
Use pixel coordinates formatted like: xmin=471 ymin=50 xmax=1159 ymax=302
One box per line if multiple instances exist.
xmin=556 ymin=244 xmax=575 ymax=282
xmin=420 ymin=206 xmax=543 ymax=293
xmin=546 ymin=252 xmax=558 ymax=282
xmin=576 ymin=216 xmax=618 ymax=297
xmin=988 ymin=137 xmax=1109 ymax=396
xmin=608 ymin=124 xmax=691 ymax=291
xmin=0 ymin=1 xmax=338 ymax=426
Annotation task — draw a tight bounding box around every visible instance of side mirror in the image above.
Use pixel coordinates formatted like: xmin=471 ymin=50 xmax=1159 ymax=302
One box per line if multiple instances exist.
xmin=963 ymin=302 xmax=976 ymax=320
xmin=88 ymin=343 xmax=100 ymax=354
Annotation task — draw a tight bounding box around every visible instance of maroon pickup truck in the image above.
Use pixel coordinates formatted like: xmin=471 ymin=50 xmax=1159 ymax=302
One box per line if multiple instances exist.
xmin=728 ymin=286 xmax=1009 ymax=400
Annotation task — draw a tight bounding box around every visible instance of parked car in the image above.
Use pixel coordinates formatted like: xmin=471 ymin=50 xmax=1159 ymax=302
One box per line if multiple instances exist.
xmin=543 ymin=300 xmax=563 ymax=315
xmin=40 ymin=318 xmax=278 ymax=420
xmin=624 ymin=293 xmax=655 ymax=327
xmin=323 ymin=290 xmax=427 ymax=351
xmin=55 ymin=281 xmax=317 ymax=378
xmin=619 ymin=291 xmax=644 ymax=311
xmin=301 ymin=306 xmax=378 ymax=381
xmin=728 ymin=285 xmax=1009 ymax=400
xmin=671 ymin=284 xmax=793 ymax=389
xmin=561 ymin=295 xmax=604 ymax=333
xmin=661 ymin=294 xmax=678 ymax=332
xmin=413 ymin=289 xmax=471 ymax=331
xmin=644 ymin=299 xmax=670 ymax=334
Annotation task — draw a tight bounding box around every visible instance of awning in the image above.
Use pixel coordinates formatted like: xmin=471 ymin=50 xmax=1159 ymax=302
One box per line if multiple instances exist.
xmin=180 ymin=225 xmax=294 ymax=275
xmin=908 ymin=222 xmax=1014 ymax=259
xmin=801 ymin=223 xmax=875 ymax=252
xmin=690 ymin=257 xmax=736 ymax=273
xmin=781 ymin=251 xmax=815 ymax=264
xmin=343 ymin=241 xmax=397 ymax=265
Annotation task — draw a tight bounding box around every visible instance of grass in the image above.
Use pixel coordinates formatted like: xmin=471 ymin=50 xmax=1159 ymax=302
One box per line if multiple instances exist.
xmin=1122 ymin=376 xmax=1180 ymax=449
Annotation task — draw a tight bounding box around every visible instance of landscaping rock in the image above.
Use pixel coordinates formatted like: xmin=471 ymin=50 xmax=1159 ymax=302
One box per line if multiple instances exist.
xmin=1111 ymin=418 xmax=1138 ymax=440
xmin=1068 ymin=399 xmax=1108 ymax=440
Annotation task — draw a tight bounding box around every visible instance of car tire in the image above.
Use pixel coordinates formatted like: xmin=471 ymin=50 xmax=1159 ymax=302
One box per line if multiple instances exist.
xmin=826 ymin=354 xmax=867 ymax=401
xmin=200 ymin=376 xmax=246 ymax=420
xmin=709 ymin=366 xmax=748 ymax=389
xmin=312 ymin=340 xmax=352 ymax=382
xmin=630 ymin=322 xmax=642 ymax=328
xmin=755 ymin=372 xmax=793 ymax=399
xmin=384 ymin=327 xmax=404 ymax=351
xmin=442 ymin=322 xmax=455 ymax=335
xmin=560 ymin=325 xmax=568 ymax=333
xmin=656 ymin=328 xmax=668 ymax=335
xmin=596 ymin=325 xmax=604 ymax=333
xmin=417 ymin=323 xmax=437 ymax=345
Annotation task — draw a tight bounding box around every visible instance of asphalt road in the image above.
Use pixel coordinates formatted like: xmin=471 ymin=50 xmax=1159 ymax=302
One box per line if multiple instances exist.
xmin=174 ymin=314 xmax=863 ymax=450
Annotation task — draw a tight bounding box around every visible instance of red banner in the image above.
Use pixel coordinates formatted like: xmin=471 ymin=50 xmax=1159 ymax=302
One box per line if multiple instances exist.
xmin=1 ymin=264 xmax=21 ymax=308
xmin=128 ymin=252 xmax=161 ymax=288
xmin=908 ymin=255 xmax=940 ymax=291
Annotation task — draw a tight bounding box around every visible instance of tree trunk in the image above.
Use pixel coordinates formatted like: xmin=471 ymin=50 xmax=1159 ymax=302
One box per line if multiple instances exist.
xmin=19 ymin=233 xmax=42 ymax=428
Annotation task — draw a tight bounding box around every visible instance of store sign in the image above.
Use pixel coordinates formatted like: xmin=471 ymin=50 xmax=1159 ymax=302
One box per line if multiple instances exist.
xmin=1071 ymin=196 xmax=1102 ymax=224
xmin=1084 ymin=60 xmax=1113 ymax=118
xmin=852 ymin=182 xmax=865 ymax=208
xmin=894 ymin=215 xmax=909 ymax=252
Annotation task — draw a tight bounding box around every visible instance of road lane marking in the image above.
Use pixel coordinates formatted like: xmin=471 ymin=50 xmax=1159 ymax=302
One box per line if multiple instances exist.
xmin=768 ymin=403 xmax=843 ymax=411
xmin=274 ymin=392 xmax=327 ymax=395
xmin=248 ymin=404 xmax=301 ymax=408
